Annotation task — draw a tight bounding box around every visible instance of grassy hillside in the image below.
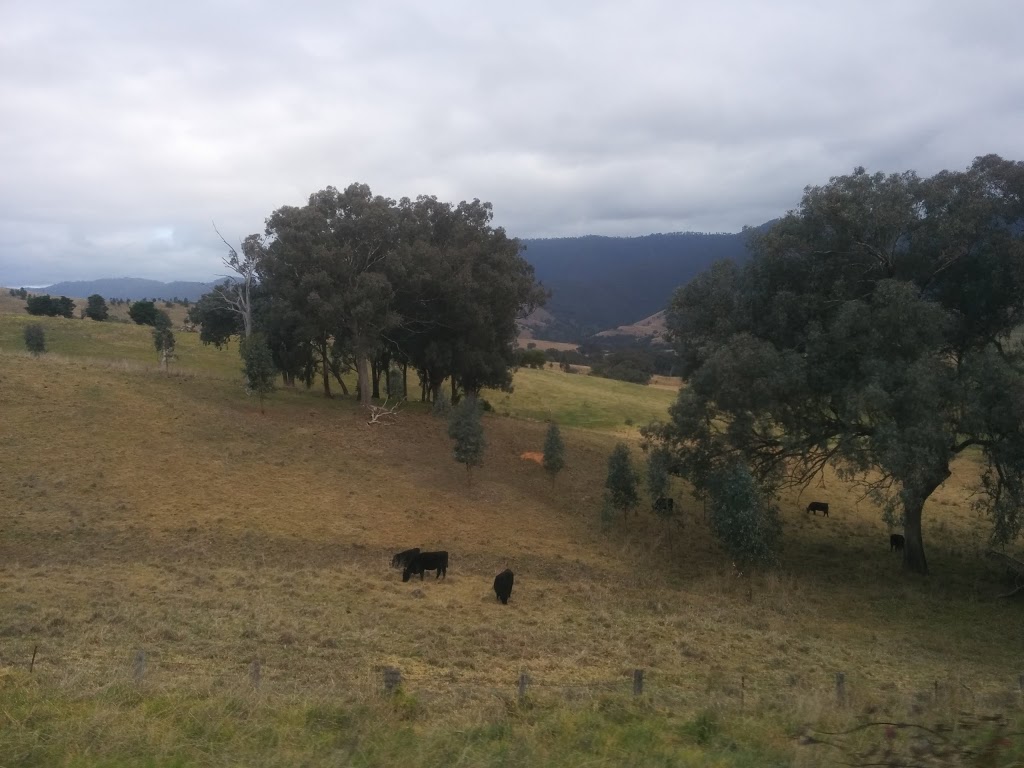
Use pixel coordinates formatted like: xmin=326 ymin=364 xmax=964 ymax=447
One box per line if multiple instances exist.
xmin=1 ymin=299 xmax=1022 ymax=766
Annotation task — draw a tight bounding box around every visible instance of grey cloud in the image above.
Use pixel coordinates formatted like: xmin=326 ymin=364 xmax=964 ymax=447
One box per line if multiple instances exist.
xmin=1 ymin=0 xmax=1022 ymax=284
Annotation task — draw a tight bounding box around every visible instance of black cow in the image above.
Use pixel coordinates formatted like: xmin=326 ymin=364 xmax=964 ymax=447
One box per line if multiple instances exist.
xmin=493 ymin=569 xmax=514 ymax=604
xmin=890 ymin=534 xmax=905 ymax=552
xmin=653 ymin=497 xmax=674 ymax=515
xmin=806 ymin=501 xmax=829 ymax=517
xmin=391 ymin=547 xmax=420 ymax=569
xmin=402 ymin=550 xmax=449 ymax=582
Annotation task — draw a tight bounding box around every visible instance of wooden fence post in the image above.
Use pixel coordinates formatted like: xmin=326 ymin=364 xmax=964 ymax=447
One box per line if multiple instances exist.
xmin=383 ymin=667 xmax=401 ymax=694
xmin=835 ymin=672 xmax=846 ymax=706
xmin=518 ymin=673 xmax=530 ymax=702
xmin=740 ymin=675 xmax=745 ymax=709
xmin=29 ymin=645 xmax=37 ymax=673
xmin=249 ymin=659 xmax=261 ymax=689
xmin=133 ymin=650 xmax=146 ymax=683
xmin=633 ymin=669 xmax=645 ymax=696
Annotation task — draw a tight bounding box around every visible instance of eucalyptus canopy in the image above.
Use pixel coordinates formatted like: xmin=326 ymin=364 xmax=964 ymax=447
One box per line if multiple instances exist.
xmin=645 ymin=155 xmax=1024 ymax=574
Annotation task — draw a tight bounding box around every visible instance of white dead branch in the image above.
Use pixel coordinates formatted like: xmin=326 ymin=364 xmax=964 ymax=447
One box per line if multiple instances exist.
xmin=367 ymin=397 xmax=402 ymax=425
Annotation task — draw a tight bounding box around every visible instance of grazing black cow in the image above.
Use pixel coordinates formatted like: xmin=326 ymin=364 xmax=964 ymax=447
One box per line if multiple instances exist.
xmin=653 ymin=497 xmax=674 ymax=515
xmin=806 ymin=501 xmax=830 ymax=517
xmin=391 ymin=547 xmax=420 ymax=569
xmin=402 ymin=550 xmax=449 ymax=582
xmin=890 ymin=534 xmax=905 ymax=552
xmin=493 ymin=569 xmax=514 ymax=605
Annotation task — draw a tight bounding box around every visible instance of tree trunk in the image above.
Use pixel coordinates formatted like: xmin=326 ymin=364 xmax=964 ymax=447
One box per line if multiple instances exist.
xmin=371 ymin=358 xmax=381 ymax=400
xmin=901 ymin=467 xmax=950 ymax=576
xmin=320 ymin=338 xmax=332 ymax=398
xmin=902 ymin=501 xmax=928 ymax=575
xmin=403 ymin=362 xmax=408 ymax=401
xmin=357 ymin=356 xmax=371 ymax=407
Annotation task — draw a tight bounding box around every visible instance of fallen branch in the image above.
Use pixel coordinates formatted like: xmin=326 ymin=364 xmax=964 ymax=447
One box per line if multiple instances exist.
xmin=367 ymin=397 xmax=401 ymax=425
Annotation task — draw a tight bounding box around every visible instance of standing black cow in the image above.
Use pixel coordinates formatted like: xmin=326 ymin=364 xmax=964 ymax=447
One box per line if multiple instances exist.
xmin=493 ymin=569 xmax=514 ymax=604
xmin=402 ymin=551 xmax=449 ymax=582
xmin=806 ymin=501 xmax=830 ymax=517
xmin=391 ymin=547 xmax=420 ymax=569
xmin=890 ymin=534 xmax=905 ymax=552
xmin=653 ymin=497 xmax=674 ymax=515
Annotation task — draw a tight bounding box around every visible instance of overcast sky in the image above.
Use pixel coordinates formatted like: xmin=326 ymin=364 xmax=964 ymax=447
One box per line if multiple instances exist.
xmin=2 ymin=0 xmax=1022 ymax=285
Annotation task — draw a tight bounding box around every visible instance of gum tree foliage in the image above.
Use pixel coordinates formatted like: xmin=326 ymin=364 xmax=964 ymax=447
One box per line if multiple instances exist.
xmin=26 ymin=295 xmax=74 ymax=318
xmin=643 ymin=155 xmax=1024 ymax=575
xmin=448 ymin=395 xmax=486 ymax=483
xmin=646 ymin=446 xmax=672 ymax=514
xmin=241 ymin=334 xmax=276 ymax=413
xmin=23 ymin=323 xmax=45 ymax=355
xmin=543 ymin=422 xmax=566 ymax=483
xmin=152 ymin=311 xmax=176 ymax=371
xmin=84 ymin=294 xmax=108 ymax=321
xmin=129 ymin=300 xmax=160 ymax=326
xmin=605 ymin=442 xmax=640 ymax=521
xmin=385 ymin=195 xmax=546 ymax=403
xmin=432 ymin=389 xmax=452 ymax=419
xmin=189 ymin=187 xmax=544 ymax=407
xmin=705 ymin=461 xmax=782 ymax=570
xmin=260 ymin=185 xmax=401 ymax=405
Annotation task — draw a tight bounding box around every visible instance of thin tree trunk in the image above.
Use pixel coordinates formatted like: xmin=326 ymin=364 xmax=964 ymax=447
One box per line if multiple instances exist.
xmin=403 ymin=362 xmax=408 ymax=401
xmin=371 ymin=358 xmax=380 ymax=400
xmin=320 ymin=337 xmax=332 ymax=398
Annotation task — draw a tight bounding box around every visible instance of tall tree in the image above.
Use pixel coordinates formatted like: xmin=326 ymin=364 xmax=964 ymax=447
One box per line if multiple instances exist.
xmin=260 ymin=184 xmax=399 ymax=404
xmin=389 ymin=196 xmax=546 ymax=402
xmin=644 ymin=155 xmax=1024 ymax=574
xmin=705 ymin=461 xmax=782 ymax=570
xmin=129 ymin=300 xmax=160 ymax=326
xmin=23 ymin=324 xmax=45 ymax=356
xmin=605 ymin=443 xmax=640 ymax=521
xmin=448 ymin=395 xmax=486 ymax=484
xmin=152 ymin=311 xmax=176 ymax=371
xmin=84 ymin=294 xmax=108 ymax=321
xmin=241 ymin=333 xmax=276 ymax=413
xmin=212 ymin=225 xmax=264 ymax=339
xmin=543 ymin=422 xmax=566 ymax=484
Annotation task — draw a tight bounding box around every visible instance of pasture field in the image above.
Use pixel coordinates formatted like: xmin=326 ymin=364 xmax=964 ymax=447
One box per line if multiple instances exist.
xmin=0 ymin=301 xmax=1023 ymax=766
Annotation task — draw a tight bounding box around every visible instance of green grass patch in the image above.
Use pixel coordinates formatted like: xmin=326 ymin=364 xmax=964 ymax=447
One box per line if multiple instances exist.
xmin=484 ymin=366 xmax=677 ymax=431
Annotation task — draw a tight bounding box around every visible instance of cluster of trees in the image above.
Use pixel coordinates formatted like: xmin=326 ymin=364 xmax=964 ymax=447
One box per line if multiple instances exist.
xmin=25 ymin=294 xmax=74 ymax=318
xmin=189 ymin=184 xmax=545 ymax=407
xmin=643 ymin=154 xmax=1024 ymax=574
xmin=8 ymin=287 xmax=28 ymax=299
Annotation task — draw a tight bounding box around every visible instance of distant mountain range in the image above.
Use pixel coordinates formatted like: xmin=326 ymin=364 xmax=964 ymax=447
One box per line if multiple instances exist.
xmin=25 ymin=224 xmax=771 ymax=341
xmin=36 ymin=277 xmax=220 ymax=302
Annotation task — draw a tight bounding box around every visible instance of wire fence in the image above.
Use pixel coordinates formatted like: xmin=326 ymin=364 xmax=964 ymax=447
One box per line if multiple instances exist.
xmin=17 ymin=643 xmax=1024 ymax=718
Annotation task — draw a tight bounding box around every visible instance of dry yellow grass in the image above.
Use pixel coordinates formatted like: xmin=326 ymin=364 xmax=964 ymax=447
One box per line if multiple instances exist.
xmin=1 ymin=312 xmax=1022 ymax=763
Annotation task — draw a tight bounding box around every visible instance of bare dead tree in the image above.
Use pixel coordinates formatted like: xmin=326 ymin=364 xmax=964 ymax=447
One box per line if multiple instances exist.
xmin=212 ymin=222 xmax=264 ymax=339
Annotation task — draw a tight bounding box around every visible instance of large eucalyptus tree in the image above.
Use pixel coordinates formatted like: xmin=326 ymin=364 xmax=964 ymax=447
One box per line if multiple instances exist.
xmin=645 ymin=155 xmax=1024 ymax=574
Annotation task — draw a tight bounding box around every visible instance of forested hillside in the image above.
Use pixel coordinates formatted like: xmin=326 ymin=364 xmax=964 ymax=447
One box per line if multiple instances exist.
xmin=522 ymin=227 xmax=767 ymax=340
